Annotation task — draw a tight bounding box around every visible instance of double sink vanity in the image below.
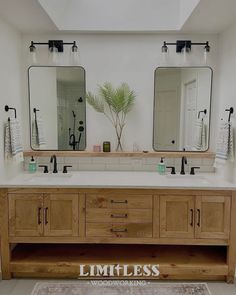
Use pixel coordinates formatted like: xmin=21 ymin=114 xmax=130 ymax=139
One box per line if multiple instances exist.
xmin=1 ymin=155 xmax=236 ymax=282
xmin=1 ymin=65 xmax=235 ymax=282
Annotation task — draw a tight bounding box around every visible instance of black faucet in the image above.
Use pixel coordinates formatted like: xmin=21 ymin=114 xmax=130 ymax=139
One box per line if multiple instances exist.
xmin=180 ymin=156 xmax=187 ymax=175
xmin=50 ymin=155 xmax=58 ymax=173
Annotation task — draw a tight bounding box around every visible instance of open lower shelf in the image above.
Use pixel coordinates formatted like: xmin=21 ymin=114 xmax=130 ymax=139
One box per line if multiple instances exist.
xmin=10 ymin=244 xmax=228 ymax=280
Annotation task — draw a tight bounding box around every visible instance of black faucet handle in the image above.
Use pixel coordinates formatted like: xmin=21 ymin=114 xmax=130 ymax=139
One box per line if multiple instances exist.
xmin=63 ymin=165 xmax=72 ymax=173
xmin=166 ymin=166 xmax=176 ymax=175
xmin=38 ymin=165 xmax=49 ymax=173
xmin=190 ymin=167 xmax=200 ymax=175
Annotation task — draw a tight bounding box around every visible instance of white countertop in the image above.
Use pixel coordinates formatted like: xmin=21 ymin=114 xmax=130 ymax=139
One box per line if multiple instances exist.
xmin=0 ymin=171 xmax=235 ymax=190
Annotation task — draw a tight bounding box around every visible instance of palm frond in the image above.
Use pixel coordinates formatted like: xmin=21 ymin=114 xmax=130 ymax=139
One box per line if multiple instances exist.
xmin=98 ymin=82 xmax=115 ymax=107
xmin=86 ymin=92 xmax=104 ymax=113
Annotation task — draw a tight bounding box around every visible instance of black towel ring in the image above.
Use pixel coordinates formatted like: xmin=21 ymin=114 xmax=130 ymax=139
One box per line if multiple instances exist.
xmin=198 ymin=109 xmax=207 ymax=119
xmin=225 ymin=107 xmax=234 ymax=122
xmin=5 ymin=105 xmax=17 ymax=119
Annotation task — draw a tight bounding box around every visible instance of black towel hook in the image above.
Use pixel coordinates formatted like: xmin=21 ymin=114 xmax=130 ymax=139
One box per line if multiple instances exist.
xmin=33 ymin=108 xmax=40 ymax=120
xmin=225 ymin=107 xmax=234 ymax=122
xmin=198 ymin=109 xmax=207 ymax=119
xmin=5 ymin=105 xmax=17 ymax=119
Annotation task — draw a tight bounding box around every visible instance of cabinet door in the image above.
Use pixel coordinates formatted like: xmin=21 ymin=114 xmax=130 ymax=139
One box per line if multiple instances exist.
xmin=195 ymin=195 xmax=230 ymax=239
xmin=9 ymin=194 xmax=43 ymax=237
xmin=160 ymin=195 xmax=195 ymax=238
xmin=44 ymin=194 xmax=78 ymax=237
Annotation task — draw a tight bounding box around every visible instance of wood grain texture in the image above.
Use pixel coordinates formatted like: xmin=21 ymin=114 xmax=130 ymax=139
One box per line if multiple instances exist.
xmin=86 ymin=223 xmax=153 ymax=238
xmin=8 ymin=193 xmax=44 ymax=237
xmin=23 ymin=150 xmax=215 ymax=158
xmin=86 ymin=208 xmax=152 ymax=223
xmin=227 ymin=192 xmax=236 ymax=283
xmin=10 ymin=244 xmax=228 ymax=279
xmin=86 ymin=193 xmax=152 ymax=209
xmin=195 ymin=195 xmax=231 ymax=240
xmin=160 ymin=195 xmax=195 ymax=239
xmin=78 ymin=194 xmax=86 ymax=237
xmin=153 ymin=195 xmax=160 ymax=238
xmin=44 ymin=194 xmax=79 ymax=237
xmin=0 ymin=189 xmax=11 ymax=279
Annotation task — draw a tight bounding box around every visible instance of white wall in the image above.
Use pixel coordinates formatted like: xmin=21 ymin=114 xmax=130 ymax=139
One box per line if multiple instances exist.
xmin=0 ymin=17 xmax=23 ymax=181
xmin=22 ymin=33 xmax=218 ymax=152
xmin=216 ymin=21 xmax=236 ymax=182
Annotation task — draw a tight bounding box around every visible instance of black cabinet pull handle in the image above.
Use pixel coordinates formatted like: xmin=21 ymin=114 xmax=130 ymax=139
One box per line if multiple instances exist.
xmin=38 ymin=207 xmax=42 ymax=225
xmin=197 ymin=209 xmax=201 ymax=227
xmin=190 ymin=209 xmax=194 ymax=226
xmin=45 ymin=207 xmax=49 ymax=225
xmin=111 ymin=200 xmax=128 ymax=204
xmin=110 ymin=228 xmax=127 ymax=233
xmin=111 ymin=214 xmax=128 ymax=219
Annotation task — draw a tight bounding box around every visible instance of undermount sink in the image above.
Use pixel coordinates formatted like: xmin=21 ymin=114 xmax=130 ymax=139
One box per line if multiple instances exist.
xmin=26 ymin=173 xmax=72 ymax=183
xmin=165 ymin=174 xmax=212 ymax=184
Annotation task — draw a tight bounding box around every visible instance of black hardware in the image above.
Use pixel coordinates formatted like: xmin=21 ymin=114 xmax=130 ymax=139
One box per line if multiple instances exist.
xmin=198 ymin=109 xmax=207 ymax=119
xmin=45 ymin=207 xmax=49 ymax=225
xmin=197 ymin=209 xmax=201 ymax=227
xmin=190 ymin=167 xmax=200 ymax=175
xmin=110 ymin=228 xmax=127 ymax=233
xmin=78 ymin=97 xmax=83 ymax=102
xmin=171 ymin=140 xmax=175 ymax=144
xmin=225 ymin=107 xmax=234 ymax=122
xmin=63 ymin=165 xmax=72 ymax=174
xmin=50 ymin=155 xmax=58 ymax=173
xmin=33 ymin=108 xmax=40 ymax=121
xmin=166 ymin=166 xmax=176 ymax=175
xmin=111 ymin=214 xmax=128 ymax=219
xmin=30 ymin=40 xmax=78 ymax=53
xmin=38 ymin=207 xmax=42 ymax=225
xmin=111 ymin=200 xmax=128 ymax=204
xmin=180 ymin=156 xmax=187 ymax=175
xmin=78 ymin=126 xmax=84 ymax=132
xmin=190 ymin=209 xmax=194 ymax=227
xmin=38 ymin=165 xmax=49 ymax=173
xmin=162 ymin=40 xmax=210 ymax=53
xmin=79 ymin=121 xmax=84 ymax=125
xmin=5 ymin=105 xmax=17 ymax=118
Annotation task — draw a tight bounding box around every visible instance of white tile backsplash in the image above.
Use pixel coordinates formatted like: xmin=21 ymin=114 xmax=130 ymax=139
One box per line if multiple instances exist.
xmin=24 ymin=156 xmax=215 ymax=173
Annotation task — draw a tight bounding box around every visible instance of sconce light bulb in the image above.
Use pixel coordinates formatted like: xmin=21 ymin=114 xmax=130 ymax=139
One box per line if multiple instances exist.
xmin=29 ymin=42 xmax=37 ymax=64
xmin=49 ymin=45 xmax=59 ymax=65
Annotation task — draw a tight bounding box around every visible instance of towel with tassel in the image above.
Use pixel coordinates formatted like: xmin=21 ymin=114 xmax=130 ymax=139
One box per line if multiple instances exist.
xmin=193 ymin=119 xmax=207 ymax=151
xmin=32 ymin=115 xmax=46 ymax=148
xmin=4 ymin=118 xmax=24 ymax=162
xmin=214 ymin=121 xmax=234 ymax=167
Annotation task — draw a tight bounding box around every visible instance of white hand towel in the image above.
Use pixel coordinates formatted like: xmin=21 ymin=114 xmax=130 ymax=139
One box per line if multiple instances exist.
xmin=36 ymin=117 xmax=46 ymax=147
xmin=4 ymin=120 xmax=12 ymax=160
xmin=9 ymin=118 xmax=24 ymax=162
xmin=193 ymin=119 xmax=206 ymax=151
xmin=214 ymin=121 xmax=234 ymax=167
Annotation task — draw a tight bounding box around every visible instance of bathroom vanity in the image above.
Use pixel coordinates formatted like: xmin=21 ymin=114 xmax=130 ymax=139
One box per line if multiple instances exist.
xmin=0 ymin=172 xmax=236 ymax=282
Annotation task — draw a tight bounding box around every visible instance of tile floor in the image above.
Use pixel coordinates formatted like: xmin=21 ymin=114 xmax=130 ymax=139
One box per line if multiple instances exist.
xmin=0 ymin=280 xmax=235 ymax=295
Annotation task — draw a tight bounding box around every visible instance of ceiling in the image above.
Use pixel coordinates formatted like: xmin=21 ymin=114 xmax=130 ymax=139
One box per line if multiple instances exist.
xmin=0 ymin=0 xmax=236 ymax=33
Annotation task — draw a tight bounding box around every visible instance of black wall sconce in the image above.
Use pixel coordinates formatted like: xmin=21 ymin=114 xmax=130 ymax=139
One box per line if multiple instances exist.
xmin=29 ymin=40 xmax=79 ymax=64
xmin=161 ymin=40 xmax=210 ymax=63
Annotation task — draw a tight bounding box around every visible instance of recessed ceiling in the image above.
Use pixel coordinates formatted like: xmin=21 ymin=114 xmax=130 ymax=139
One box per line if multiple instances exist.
xmin=0 ymin=0 xmax=236 ymax=33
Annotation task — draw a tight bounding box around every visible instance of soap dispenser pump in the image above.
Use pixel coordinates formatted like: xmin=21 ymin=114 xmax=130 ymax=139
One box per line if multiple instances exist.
xmin=28 ymin=156 xmax=37 ymax=173
xmin=158 ymin=157 xmax=166 ymax=175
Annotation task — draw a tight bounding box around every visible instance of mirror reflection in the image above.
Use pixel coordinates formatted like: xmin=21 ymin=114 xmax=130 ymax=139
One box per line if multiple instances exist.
xmin=28 ymin=66 xmax=86 ymax=151
xmin=153 ymin=67 xmax=212 ymax=152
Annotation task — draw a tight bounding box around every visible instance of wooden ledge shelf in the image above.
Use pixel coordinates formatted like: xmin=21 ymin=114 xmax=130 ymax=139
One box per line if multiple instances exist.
xmin=10 ymin=244 xmax=227 ymax=280
xmin=23 ymin=150 xmax=215 ymax=158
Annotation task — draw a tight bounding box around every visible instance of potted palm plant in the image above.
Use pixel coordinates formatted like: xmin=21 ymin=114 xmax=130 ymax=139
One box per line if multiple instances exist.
xmin=86 ymin=82 xmax=136 ymax=151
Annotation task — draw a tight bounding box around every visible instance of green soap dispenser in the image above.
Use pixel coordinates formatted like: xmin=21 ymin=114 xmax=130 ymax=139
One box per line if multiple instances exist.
xmin=157 ymin=157 xmax=166 ymax=175
xmin=28 ymin=156 xmax=37 ymax=173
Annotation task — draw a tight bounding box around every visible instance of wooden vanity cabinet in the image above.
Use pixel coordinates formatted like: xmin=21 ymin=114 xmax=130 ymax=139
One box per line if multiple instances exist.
xmin=160 ymin=194 xmax=231 ymax=240
xmin=8 ymin=193 xmax=79 ymax=237
xmin=1 ymin=188 xmax=235 ymax=282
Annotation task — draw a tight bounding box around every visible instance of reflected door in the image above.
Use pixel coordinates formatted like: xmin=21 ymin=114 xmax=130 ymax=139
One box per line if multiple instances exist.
xmin=155 ymin=90 xmax=179 ymax=150
xmin=183 ymin=80 xmax=197 ymax=150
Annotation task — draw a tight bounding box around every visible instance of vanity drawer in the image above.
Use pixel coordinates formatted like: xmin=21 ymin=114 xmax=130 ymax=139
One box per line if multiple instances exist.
xmin=86 ymin=223 xmax=152 ymax=238
xmin=86 ymin=194 xmax=152 ymax=209
xmin=86 ymin=208 xmax=152 ymax=223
